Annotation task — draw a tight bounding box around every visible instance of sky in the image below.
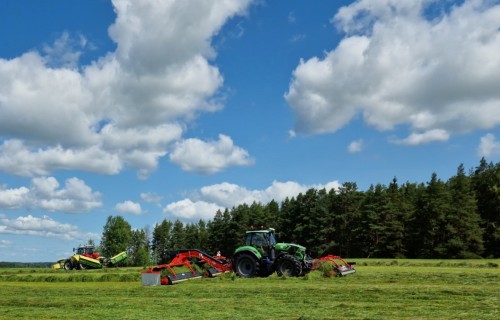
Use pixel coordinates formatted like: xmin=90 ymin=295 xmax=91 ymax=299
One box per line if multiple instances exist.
xmin=1 ymin=0 xmax=500 ymax=262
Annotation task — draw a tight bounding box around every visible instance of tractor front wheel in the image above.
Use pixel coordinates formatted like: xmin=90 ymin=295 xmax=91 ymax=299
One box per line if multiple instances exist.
xmin=63 ymin=260 xmax=73 ymax=271
xmin=234 ymin=253 xmax=259 ymax=278
xmin=276 ymin=254 xmax=302 ymax=277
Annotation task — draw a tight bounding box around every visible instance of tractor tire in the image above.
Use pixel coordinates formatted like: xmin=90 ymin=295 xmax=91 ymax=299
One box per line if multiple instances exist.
xmin=78 ymin=263 xmax=87 ymax=270
xmin=63 ymin=260 xmax=73 ymax=271
xmin=276 ymin=254 xmax=302 ymax=277
xmin=234 ymin=253 xmax=260 ymax=278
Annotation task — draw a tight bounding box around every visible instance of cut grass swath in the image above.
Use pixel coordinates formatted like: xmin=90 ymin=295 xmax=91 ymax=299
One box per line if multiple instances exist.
xmin=0 ymin=260 xmax=498 ymax=319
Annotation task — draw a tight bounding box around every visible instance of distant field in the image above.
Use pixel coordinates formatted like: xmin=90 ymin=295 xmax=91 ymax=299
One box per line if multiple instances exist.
xmin=0 ymin=259 xmax=498 ymax=320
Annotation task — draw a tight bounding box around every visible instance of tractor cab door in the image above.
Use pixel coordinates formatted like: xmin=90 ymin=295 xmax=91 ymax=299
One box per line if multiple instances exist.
xmin=247 ymin=232 xmax=275 ymax=259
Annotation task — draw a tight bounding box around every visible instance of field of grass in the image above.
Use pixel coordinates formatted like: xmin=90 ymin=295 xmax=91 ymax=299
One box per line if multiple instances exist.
xmin=0 ymin=259 xmax=498 ymax=319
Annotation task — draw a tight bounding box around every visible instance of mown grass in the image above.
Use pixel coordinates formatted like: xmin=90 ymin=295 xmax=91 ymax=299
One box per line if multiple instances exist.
xmin=0 ymin=260 xmax=498 ymax=319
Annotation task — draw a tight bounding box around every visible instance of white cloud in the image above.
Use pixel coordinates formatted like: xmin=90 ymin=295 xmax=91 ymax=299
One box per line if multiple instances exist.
xmin=140 ymin=192 xmax=162 ymax=204
xmin=0 ymin=185 xmax=29 ymax=209
xmin=164 ymin=180 xmax=340 ymax=221
xmin=0 ymin=0 xmax=253 ymax=177
xmin=285 ymin=0 xmax=500 ymax=144
xmin=0 ymin=177 xmax=101 ymax=213
xmin=0 ymin=214 xmax=99 ymax=241
xmin=290 ymin=34 xmax=306 ymax=43
xmin=0 ymin=239 xmax=11 ymax=248
xmin=163 ymin=199 xmax=223 ymax=221
xmin=348 ymin=139 xmax=364 ymax=153
xmin=392 ymin=129 xmax=450 ymax=145
xmin=169 ymin=134 xmax=254 ymax=174
xmin=478 ymin=133 xmax=500 ymax=157
xmin=115 ymin=200 xmax=142 ymax=215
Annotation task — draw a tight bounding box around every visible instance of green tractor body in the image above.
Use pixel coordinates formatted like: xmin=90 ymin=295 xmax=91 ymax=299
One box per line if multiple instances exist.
xmin=233 ymin=228 xmax=313 ymax=278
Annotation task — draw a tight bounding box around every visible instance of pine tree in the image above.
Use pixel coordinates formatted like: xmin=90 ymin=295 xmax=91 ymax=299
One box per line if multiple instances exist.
xmin=151 ymin=219 xmax=173 ymax=263
xmin=472 ymin=158 xmax=500 ymax=257
xmin=412 ymin=173 xmax=452 ymax=258
xmin=445 ymin=164 xmax=484 ymax=258
xmin=329 ymin=182 xmax=363 ymax=257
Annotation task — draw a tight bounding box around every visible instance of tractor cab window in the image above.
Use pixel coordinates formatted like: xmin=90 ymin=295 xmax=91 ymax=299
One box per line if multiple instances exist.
xmin=76 ymin=246 xmax=94 ymax=255
xmin=247 ymin=232 xmax=268 ymax=247
xmin=269 ymin=233 xmax=276 ymax=246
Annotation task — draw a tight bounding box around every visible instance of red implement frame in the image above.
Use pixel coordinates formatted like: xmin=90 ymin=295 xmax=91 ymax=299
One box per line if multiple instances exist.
xmin=146 ymin=249 xmax=233 ymax=285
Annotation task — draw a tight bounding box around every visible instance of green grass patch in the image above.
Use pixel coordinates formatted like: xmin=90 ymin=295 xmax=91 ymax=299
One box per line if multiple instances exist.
xmin=0 ymin=260 xmax=498 ymax=319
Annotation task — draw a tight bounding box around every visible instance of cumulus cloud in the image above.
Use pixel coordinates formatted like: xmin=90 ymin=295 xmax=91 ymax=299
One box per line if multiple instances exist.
xmin=348 ymin=139 xmax=364 ymax=153
xmin=0 ymin=214 xmax=99 ymax=241
xmin=163 ymin=179 xmax=340 ymax=221
xmin=0 ymin=0 xmax=253 ymax=178
xmin=115 ymin=200 xmax=142 ymax=215
xmin=285 ymin=0 xmax=500 ymax=144
xmin=478 ymin=133 xmax=500 ymax=157
xmin=169 ymin=134 xmax=254 ymax=174
xmin=164 ymin=199 xmax=223 ymax=221
xmin=0 ymin=177 xmax=101 ymax=213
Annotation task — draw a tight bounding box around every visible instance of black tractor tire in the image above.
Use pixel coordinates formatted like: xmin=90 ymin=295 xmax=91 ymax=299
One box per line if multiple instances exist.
xmin=234 ymin=253 xmax=260 ymax=278
xmin=276 ymin=254 xmax=302 ymax=277
xmin=63 ymin=260 xmax=73 ymax=271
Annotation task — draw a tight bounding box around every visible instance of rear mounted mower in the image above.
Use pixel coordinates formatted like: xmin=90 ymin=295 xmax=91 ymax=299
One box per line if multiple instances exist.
xmin=143 ymin=249 xmax=232 ymax=285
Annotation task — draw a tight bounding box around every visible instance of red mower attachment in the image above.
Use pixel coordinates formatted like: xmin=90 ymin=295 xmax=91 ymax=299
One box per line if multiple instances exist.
xmin=144 ymin=249 xmax=233 ymax=285
xmin=312 ymin=255 xmax=356 ymax=276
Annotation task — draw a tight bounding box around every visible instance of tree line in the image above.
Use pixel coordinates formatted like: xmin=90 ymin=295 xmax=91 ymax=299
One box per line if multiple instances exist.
xmin=99 ymin=158 xmax=500 ymax=266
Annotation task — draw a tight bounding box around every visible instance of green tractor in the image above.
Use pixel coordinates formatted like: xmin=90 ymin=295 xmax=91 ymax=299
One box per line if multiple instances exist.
xmin=232 ymin=228 xmax=314 ymax=277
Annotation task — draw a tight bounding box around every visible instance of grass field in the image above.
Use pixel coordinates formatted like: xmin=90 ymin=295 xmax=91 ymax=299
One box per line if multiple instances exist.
xmin=0 ymin=259 xmax=498 ymax=319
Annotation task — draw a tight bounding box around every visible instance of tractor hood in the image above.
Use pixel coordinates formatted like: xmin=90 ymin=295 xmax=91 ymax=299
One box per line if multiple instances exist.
xmin=275 ymin=243 xmax=306 ymax=252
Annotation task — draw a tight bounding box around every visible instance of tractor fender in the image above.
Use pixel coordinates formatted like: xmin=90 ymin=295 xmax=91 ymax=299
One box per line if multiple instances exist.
xmin=233 ymin=246 xmax=263 ymax=260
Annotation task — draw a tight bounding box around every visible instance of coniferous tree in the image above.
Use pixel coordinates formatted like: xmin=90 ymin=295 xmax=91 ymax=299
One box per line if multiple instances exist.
xmin=197 ymin=219 xmax=210 ymax=253
xmin=170 ymin=220 xmax=186 ymax=250
xmin=184 ymin=223 xmax=199 ymax=249
xmin=413 ymin=173 xmax=452 ymax=258
xmin=384 ymin=178 xmax=408 ymax=258
xmin=330 ymin=182 xmax=363 ymax=257
xmin=446 ymin=164 xmax=484 ymax=258
xmin=151 ymin=219 xmax=173 ymax=263
xmin=472 ymin=158 xmax=500 ymax=257
xmin=207 ymin=209 xmax=232 ymax=255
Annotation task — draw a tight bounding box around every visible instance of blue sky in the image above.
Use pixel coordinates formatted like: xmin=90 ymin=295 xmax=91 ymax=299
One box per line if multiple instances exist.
xmin=1 ymin=0 xmax=500 ymax=262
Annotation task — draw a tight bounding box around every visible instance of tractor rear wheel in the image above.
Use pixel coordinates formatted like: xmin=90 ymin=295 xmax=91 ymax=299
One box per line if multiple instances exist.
xmin=234 ymin=253 xmax=259 ymax=278
xmin=276 ymin=254 xmax=302 ymax=277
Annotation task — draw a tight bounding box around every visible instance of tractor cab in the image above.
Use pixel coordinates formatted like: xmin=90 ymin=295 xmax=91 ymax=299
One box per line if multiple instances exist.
xmin=245 ymin=229 xmax=276 ymax=260
xmin=74 ymin=245 xmax=101 ymax=259
xmin=75 ymin=245 xmax=94 ymax=255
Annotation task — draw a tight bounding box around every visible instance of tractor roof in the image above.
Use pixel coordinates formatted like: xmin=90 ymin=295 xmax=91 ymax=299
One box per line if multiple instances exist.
xmin=246 ymin=228 xmax=275 ymax=234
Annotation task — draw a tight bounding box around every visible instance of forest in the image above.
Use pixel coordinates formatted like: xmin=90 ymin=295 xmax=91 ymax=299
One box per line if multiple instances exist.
xmin=99 ymin=158 xmax=500 ymax=266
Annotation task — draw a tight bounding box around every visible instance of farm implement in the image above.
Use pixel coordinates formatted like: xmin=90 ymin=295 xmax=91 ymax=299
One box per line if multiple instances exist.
xmin=143 ymin=228 xmax=355 ymax=285
xmin=52 ymin=245 xmax=128 ymax=270
xmin=145 ymin=249 xmax=233 ymax=285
